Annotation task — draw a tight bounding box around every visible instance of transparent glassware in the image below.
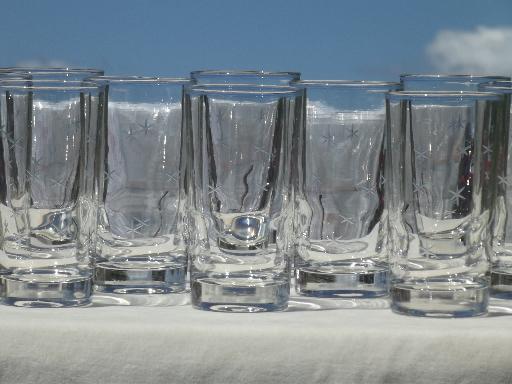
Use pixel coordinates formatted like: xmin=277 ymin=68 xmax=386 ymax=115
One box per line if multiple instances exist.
xmin=292 ymin=80 xmax=400 ymax=298
xmin=0 ymin=79 xmax=101 ymax=307
xmin=479 ymin=81 xmax=512 ymax=298
xmin=90 ymin=76 xmax=189 ymax=295
xmin=400 ymin=74 xmax=510 ymax=91
xmin=186 ymin=83 xmax=300 ymax=312
xmin=0 ymin=67 xmax=104 ymax=80
xmin=386 ymin=90 xmax=504 ymax=317
xmin=190 ymin=70 xmax=300 ymax=85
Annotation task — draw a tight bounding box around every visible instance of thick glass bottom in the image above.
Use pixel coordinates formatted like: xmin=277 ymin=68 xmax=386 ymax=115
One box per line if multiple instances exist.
xmin=491 ymin=269 xmax=512 ymax=299
xmin=1 ymin=268 xmax=92 ymax=307
xmin=391 ymin=279 xmax=488 ymax=317
xmin=296 ymin=263 xmax=389 ymax=298
xmin=94 ymin=257 xmax=186 ymax=294
xmin=191 ymin=277 xmax=289 ymax=312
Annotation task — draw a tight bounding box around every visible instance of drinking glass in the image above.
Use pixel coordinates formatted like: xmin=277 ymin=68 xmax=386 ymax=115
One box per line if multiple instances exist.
xmin=91 ymin=77 xmax=189 ymax=295
xmin=386 ymin=90 xmax=503 ymax=317
xmin=400 ymin=74 xmax=510 ymax=91
xmin=0 ymin=67 xmax=104 ymax=80
xmin=479 ymin=81 xmax=512 ymax=298
xmin=293 ymin=80 xmax=400 ymax=297
xmin=0 ymin=79 xmax=101 ymax=307
xmin=186 ymin=83 xmax=300 ymax=312
xmin=190 ymin=70 xmax=300 ymax=85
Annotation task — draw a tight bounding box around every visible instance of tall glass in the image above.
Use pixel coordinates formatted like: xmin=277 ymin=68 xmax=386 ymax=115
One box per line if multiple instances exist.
xmin=479 ymin=81 xmax=512 ymax=298
xmin=0 ymin=79 xmax=101 ymax=307
xmin=386 ymin=91 xmax=503 ymax=317
xmin=400 ymin=74 xmax=510 ymax=91
xmin=190 ymin=70 xmax=300 ymax=85
xmin=187 ymin=83 xmax=300 ymax=312
xmin=0 ymin=67 xmax=104 ymax=80
xmin=91 ymin=77 xmax=189 ymax=295
xmin=293 ymin=80 xmax=400 ymax=297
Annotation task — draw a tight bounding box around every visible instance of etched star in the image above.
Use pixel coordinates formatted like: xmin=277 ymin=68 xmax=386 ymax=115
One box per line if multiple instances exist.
xmin=48 ymin=177 xmax=66 ymax=188
xmin=137 ymin=119 xmax=154 ymax=135
xmin=498 ymin=176 xmax=510 ymax=187
xmin=338 ymin=214 xmax=354 ymax=226
xmin=104 ymin=169 xmax=118 ymax=182
xmin=255 ymin=145 xmax=271 ymax=157
xmin=414 ymin=149 xmax=429 ymax=160
xmin=449 ymin=187 xmax=466 ymax=205
xmin=347 ymin=125 xmax=359 ymax=140
xmin=419 ymin=245 xmax=436 ymax=258
xmin=165 ymin=171 xmax=180 ymax=184
xmin=320 ymin=128 xmax=336 ymax=148
xmin=482 ymin=145 xmax=492 ymax=156
xmin=7 ymin=136 xmax=23 ymax=151
xmin=448 ymin=115 xmax=466 ymax=131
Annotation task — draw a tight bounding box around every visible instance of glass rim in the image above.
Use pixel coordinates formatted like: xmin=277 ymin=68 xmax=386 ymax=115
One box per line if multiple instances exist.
xmin=0 ymin=79 xmax=100 ymax=91
xmin=400 ymin=73 xmax=511 ymax=82
xmin=292 ymin=79 xmax=400 ymax=88
xmin=0 ymin=66 xmax=104 ymax=75
xmin=188 ymin=83 xmax=301 ymax=96
xmin=190 ymin=69 xmax=301 ymax=79
xmin=480 ymin=81 xmax=512 ymax=94
xmin=87 ymin=75 xmax=190 ymax=84
xmin=387 ymin=90 xmax=503 ymax=101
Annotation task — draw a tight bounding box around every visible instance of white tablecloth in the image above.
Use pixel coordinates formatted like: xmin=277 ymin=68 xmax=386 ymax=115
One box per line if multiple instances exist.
xmin=1 ymin=293 xmax=511 ymax=384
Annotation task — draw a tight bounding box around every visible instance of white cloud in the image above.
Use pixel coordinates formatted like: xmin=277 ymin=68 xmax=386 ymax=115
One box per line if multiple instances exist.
xmin=426 ymin=26 xmax=512 ymax=75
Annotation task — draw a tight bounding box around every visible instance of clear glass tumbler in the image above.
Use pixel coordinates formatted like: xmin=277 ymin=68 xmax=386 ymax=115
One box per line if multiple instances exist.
xmin=293 ymin=80 xmax=400 ymax=297
xmin=0 ymin=79 xmax=101 ymax=307
xmin=400 ymin=74 xmax=510 ymax=91
xmin=91 ymin=77 xmax=189 ymax=295
xmin=386 ymin=90 xmax=503 ymax=317
xmin=186 ymin=83 xmax=300 ymax=312
xmin=479 ymin=81 xmax=512 ymax=298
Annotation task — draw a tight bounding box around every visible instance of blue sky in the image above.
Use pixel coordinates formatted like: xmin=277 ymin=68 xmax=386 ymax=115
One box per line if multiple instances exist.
xmin=2 ymin=0 xmax=511 ymax=81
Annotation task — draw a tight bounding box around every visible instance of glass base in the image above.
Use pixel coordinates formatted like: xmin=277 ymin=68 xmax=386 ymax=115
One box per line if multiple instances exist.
xmin=1 ymin=268 xmax=92 ymax=307
xmin=491 ymin=269 xmax=512 ymax=299
xmin=391 ymin=279 xmax=488 ymax=317
xmin=94 ymin=259 xmax=186 ymax=294
xmin=191 ymin=277 xmax=289 ymax=312
xmin=296 ymin=264 xmax=389 ymax=298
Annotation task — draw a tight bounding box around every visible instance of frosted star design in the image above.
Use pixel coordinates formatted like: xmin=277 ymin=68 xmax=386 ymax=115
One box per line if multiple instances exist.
xmin=379 ymin=174 xmax=386 ymax=186
xmin=48 ymin=177 xmax=66 ymax=188
xmin=31 ymin=156 xmax=44 ymax=170
xmin=498 ymin=176 xmax=510 ymax=187
xmin=124 ymin=220 xmax=144 ymax=236
xmin=337 ymin=214 xmax=354 ymax=226
xmin=413 ymin=181 xmax=429 ymax=194
xmin=137 ymin=119 xmax=154 ymax=135
xmin=448 ymin=115 xmax=466 ymax=131
xmin=7 ymin=136 xmax=23 ymax=151
xmin=482 ymin=145 xmax=492 ymax=156
xmin=414 ymin=149 xmax=429 ymax=160
xmin=347 ymin=125 xmax=359 ymax=140
xmin=449 ymin=187 xmax=466 ymax=205
xmin=133 ymin=217 xmax=150 ymax=229
xmin=165 ymin=171 xmax=180 ymax=184
xmin=419 ymin=245 xmax=436 ymax=258
xmin=104 ymin=169 xmax=118 ymax=182
xmin=320 ymin=128 xmax=336 ymax=148
xmin=255 ymin=145 xmax=271 ymax=157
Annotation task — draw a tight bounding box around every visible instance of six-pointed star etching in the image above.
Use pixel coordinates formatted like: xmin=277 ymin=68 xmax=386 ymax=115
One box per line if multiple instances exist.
xmin=414 ymin=149 xmax=430 ymax=160
xmin=449 ymin=187 xmax=466 ymax=205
